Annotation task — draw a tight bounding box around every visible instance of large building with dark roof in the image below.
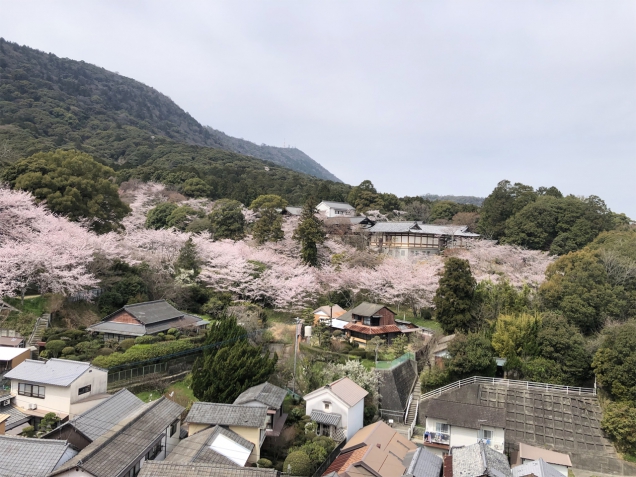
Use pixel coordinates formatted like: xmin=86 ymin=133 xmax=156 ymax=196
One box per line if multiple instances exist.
xmin=0 ymin=434 xmax=77 ymax=477
xmin=87 ymin=300 xmax=207 ymax=342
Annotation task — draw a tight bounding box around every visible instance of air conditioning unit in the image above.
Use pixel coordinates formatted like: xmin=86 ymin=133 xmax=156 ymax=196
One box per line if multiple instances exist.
xmin=28 ymin=403 xmax=37 ymax=410
xmin=1 ymin=399 xmax=9 ymax=406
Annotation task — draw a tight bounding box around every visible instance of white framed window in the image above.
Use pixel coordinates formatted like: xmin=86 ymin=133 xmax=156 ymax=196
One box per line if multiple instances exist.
xmin=436 ymin=422 xmax=449 ymax=434
xmin=78 ymin=385 xmax=91 ymax=395
xmin=18 ymin=383 xmax=45 ymax=399
xmin=324 ymin=401 xmax=331 ymax=411
xmin=478 ymin=429 xmax=493 ymax=440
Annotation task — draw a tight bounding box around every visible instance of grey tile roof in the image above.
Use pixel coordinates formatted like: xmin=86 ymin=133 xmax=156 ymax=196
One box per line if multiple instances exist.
xmin=2 ymin=404 xmax=29 ymax=429
xmin=0 ymin=435 xmax=76 ymax=477
xmin=367 ymin=222 xmax=479 ymax=237
xmin=425 ymin=399 xmax=506 ymax=429
xmin=166 ymin=425 xmax=254 ymax=466
xmin=452 ymin=442 xmax=512 ymax=477
xmin=145 ymin=314 xmax=202 ymax=334
xmin=338 ymin=301 xmax=391 ymax=322
xmin=233 ymin=382 xmax=287 ymax=409
xmin=138 ymin=462 xmax=279 ymax=477
xmin=50 ymin=397 xmax=185 ymax=477
xmin=319 ymin=201 xmax=355 ymax=209
xmin=512 ymin=459 xmax=564 ymax=477
xmin=403 ymin=447 xmax=444 ymax=477
xmin=124 ymin=300 xmax=184 ymax=324
xmin=4 ymin=358 xmax=104 ymax=387
xmin=87 ymin=321 xmax=146 ymax=336
xmin=67 ymin=389 xmax=145 ymax=441
xmin=283 ymin=206 xmax=303 ymax=216
xmin=185 ymin=402 xmax=268 ymax=428
xmin=310 ymin=410 xmax=341 ymax=426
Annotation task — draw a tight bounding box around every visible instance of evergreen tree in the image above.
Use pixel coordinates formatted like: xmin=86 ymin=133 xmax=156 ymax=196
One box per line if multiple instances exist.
xmin=175 ymin=237 xmax=200 ymax=275
xmin=293 ymin=198 xmax=325 ymax=266
xmin=447 ymin=332 xmax=496 ymax=379
xmin=191 ymin=318 xmax=277 ymax=403
xmin=252 ymin=207 xmax=284 ymax=244
xmin=209 ymin=199 xmax=245 ymax=240
xmin=433 ymin=257 xmax=477 ymax=334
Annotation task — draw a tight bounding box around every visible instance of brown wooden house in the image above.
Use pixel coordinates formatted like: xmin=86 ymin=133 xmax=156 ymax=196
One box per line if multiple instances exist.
xmin=339 ymin=302 xmax=417 ymax=347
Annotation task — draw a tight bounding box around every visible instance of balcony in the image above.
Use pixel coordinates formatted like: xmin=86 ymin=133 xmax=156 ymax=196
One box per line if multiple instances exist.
xmin=422 ymin=431 xmax=450 ymax=450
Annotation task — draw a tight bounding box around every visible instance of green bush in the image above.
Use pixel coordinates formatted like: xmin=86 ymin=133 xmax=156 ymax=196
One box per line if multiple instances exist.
xmin=349 ymin=349 xmax=366 ymax=358
xmin=75 ymin=341 xmax=93 ymax=354
xmin=120 ymin=338 xmax=136 ymax=350
xmin=167 ymin=328 xmax=178 ymax=336
xmin=135 ymin=335 xmax=161 ymax=345
xmin=62 ymin=355 xmax=79 ymax=361
xmin=98 ymin=348 xmax=114 ymax=356
xmin=420 ymin=367 xmax=451 ymax=392
xmin=601 ymin=401 xmax=636 ymax=455
xmin=164 ymin=335 xmax=176 ymax=341
xmin=283 ymin=450 xmax=312 ymax=476
xmin=61 ymin=346 xmax=75 ymax=356
xmin=92 ymin=340 xmax=196 ymax=368
xmin=45 ymin=340 xmax=67 ymax=357
xmin=257 ymin=459 xmax=273 ymax=468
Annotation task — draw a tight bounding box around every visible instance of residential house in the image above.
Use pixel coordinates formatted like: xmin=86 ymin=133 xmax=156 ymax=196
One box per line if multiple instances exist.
xmin=138 ymin=462 xmax=279 ymax=477
xmin=512 ymin=459 xmax=565 ymax=477
xmin=313 ymin=305 xmax=347 ymax=326
xmin=511 ymin=443 xmax=572 ymax=476
xmin=0 ymin=434 xmax=78 ymax=477
xmin=49 ymin=396 xmax=184 ymax=477
xmin=233 ymin=382 xmax=288 ymax=438
xmin=0 ymin=413 xmax=8 ymax=434
xmin=367 ymin=222 xmax=479 ymax=259
xmin=430 ymin=335 xmax=456 ymax=368
xmin=422 ymin=400 xmax=506 ymax=456
xmin=165 ymin=425 xmax=255 ymax=467
xmin=0 ymin=392 xmax=30 ymax=435
xmin=281 ymin=206 xmax=303 ymax=216
xmin=448 ymin=441 xmax=512 ymax=477
xmin=0 ymin=346 xmax=30 ymax=375
xmin=322 ymin=421 xmax=443 ymax=477
xmin=185 ymin=402 xmax=269 ymax=464
xmin=0 ymin=334 xmax=24 ymax=348
xmin=339 ymin=302 xmax=418 ymax=347
xmin=4 ymin=358 xmax=109 ymax=423
xmin=87 ymin=300 xmax=207 ymax=342
xmin=42 ymin=388 xmax=145 ymax=450
xmin=317 ymin=201 xmax=356 ymax=218
xmin=304 ymin=377 xmax=368 ymax=441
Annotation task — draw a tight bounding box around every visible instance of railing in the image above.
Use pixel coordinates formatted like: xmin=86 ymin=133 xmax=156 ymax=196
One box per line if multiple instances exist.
xmin=420 ymin=376 xmax=596 ymax=401
xmin=378 ymin=409 xmax=406 ymax=424
xmin=407 ymin=400 xmax=419 ymax=440
xmin=403 ymin=393 xmax=413 ymax=422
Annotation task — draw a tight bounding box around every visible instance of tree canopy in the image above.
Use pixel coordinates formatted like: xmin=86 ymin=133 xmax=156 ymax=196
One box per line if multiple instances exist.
xmin=293 ymin=198 xmax=325 ymax=266
xmin=433 ymin=257 xmax=477 ymax=334
xmin=1 ymin=149 xmax=130 ymax=233
xmin=209 ymin=199 xmax=245 ymax=240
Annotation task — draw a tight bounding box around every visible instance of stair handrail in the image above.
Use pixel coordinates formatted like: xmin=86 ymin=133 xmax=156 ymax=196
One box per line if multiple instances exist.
xmin=407 ymin=400 xmax=419 ymax=440
xmin=404 ymin=393 xmax=413 ymax=423
xmin=420 ymin=376 xmax=596 ymax=402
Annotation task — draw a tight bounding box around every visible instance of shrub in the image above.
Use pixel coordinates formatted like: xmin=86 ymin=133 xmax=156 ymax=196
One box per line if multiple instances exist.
xmin=332 ymin=330 xmax=342 ymax=337
xmin=283 ymin=450 xmax=312 ymax=476
xmin=421 ymin=367 xmax=451 ymax=392
xmin=120 ymin=338 xmax=136 ymax=350
xmin=61 ymin=346 xmax=75 ymax=356
xmin=75 ymin=341 xmax=92 ymax=354
xmin=167 ymin=328 xmax=178 ymax=336
xmin=38 ymin=350 xmax=50 ymax=359
xmin=98 ymin=348 xmax=114 ymax=356
xmin=601 ymin=401 xmax=636 ymax=455
xmin=349 ymin=349 xmax=366 ymax=358
xmin=45 ymin=340 xmax=67 ymax=357
xmin=257 ymin=459 xmax=273 ymax=468
xmin=63 ymin=355 xmax=79 ymax=361
xmin=92 ymin=340 xmax=196 ymax=368
xmin=164 ymin=335 xmax=176 ymax=341
xmin=20 ymin=426 xmax=35 ymax=438
xmin=135 ymin=335 xmax=160 ymax=345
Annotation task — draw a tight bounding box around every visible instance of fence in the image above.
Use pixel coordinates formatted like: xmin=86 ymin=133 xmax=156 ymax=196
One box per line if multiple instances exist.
xmin=68 ymin=288 xmax=103 ymax=303
xmin=311 ymin=439 xmax=347 ymax=477
xmin=107 ymin=355 xmax=197 ymax=386
xmin=375 ymin=351 xmax=415 ymax=370
xmin=420 ymin=376 xmax=597 ymax=402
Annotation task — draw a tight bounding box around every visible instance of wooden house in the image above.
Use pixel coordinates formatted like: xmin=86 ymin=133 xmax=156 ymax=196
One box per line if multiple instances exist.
xmin=338 ymin=302 xmax=418 ymax=347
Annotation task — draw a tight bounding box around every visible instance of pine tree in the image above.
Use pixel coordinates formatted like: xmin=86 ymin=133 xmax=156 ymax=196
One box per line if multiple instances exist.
xmin=252 ymin=208 xmax=284 ymax=244
xmin=433 ymin=257 xmax=477 ymax=334
xmin=175 ymin=237 xmax=200 ymax=275
xmin=293 ymin=198 xmax=325 ymax=266
xmin=191 ymin=318 xmax=277 ymax=403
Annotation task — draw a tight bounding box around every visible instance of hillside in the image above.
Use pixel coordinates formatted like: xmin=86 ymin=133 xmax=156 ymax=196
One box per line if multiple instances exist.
xmin=421 ymin=193 xmax=484 ymax=206
xmin=205 ymin=126 xmax=340 ymax=182
xmin=0 ymin=38 xmax=339 ymax=181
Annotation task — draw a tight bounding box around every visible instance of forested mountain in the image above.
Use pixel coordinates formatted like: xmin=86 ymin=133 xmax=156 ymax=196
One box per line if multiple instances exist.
xmin=421 ymin=193 xmax=484 ymax=206
xmin=205 ymin=126 xmax=340 ymax=182
xmin=0 ymin=38 xmax=339 ymax=181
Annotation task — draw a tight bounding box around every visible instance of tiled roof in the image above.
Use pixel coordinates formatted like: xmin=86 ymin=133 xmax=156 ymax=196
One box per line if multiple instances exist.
xmin=66 ymin=389 xmax=145 ymax=441
xmin=166 ymin=425 xmax=253 ymax=466
xmin=283 ymin=206 xmax=303 ymax=216
xmin=403 ymin=447 xmax=444 ymax=477
xmin=0 ymin=336 xmax=24 ymax=347
xmin=1 ymin=404 xmax=29 ymax=429
xmin=123 ymin=300 xmax=183 ymax=324
xmin=517 ymin=443 xmax=572 ymax=467
xmin=0 ymin=435 xmax=76 ymax=477
xmin=50 ymin=397 xmax=184 ymax=477
xmin=311 ymin=410 xmax=341 ymax=426
xmin=313 ymin=305 xmax=346 ymax=317
xmin=87 ymin=321 xmax=146 ymax=336
xmin=367 ymin=222 xmax=480 ymax=237
xmin=452 ymin=442 xmax=512 ymax=477
xmin=424 ymin=399 xmax=506 ymax=429
xmin=4 ymin=358 xmax=104 ymax=387
xmin=233 ymin=382 xmax=287 ymax=409
xmin=323 ymin=446 xmax=369 ymax=476
xmin=186 ymin=402 xmax=268 ymax=428
xmin=145 ymin=314 xmax=202 ymax=333
xmin=138 ymin=462 xmax=279 ymax=477
xmin=305 ymin=377 xmax=368 ymax=408
xmin=339 ymin=302 xmax=389 ymax=321
xmin=344 ymin=323 xmax=402 ymax=335
xmin=512 ymin=458 xmax=564 ymax=477
xmin=319 ymin=201 xmax=355 ymax=209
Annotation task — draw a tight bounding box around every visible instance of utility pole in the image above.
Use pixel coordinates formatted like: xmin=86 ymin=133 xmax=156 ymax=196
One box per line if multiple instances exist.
xmin=292 ymin=317 xmax=300 ymax=394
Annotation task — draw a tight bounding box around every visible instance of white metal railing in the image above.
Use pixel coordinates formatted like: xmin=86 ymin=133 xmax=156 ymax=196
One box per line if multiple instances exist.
xmin=420 ymin=376 xmax=596 ymax=402
xmin=407 ymin=400 xmax=419 ymax=440
xmin=404 ymin=393 xmax=413 ymax=422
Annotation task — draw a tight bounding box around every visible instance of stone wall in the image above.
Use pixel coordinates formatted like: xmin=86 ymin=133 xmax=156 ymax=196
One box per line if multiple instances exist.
xmin=377 ymin=359 xmax=417 ymax=413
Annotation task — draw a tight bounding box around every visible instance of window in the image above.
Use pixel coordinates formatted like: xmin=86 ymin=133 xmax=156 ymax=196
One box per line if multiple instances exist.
xmin=18 ymin=383 xmax=45 ymax=399
xmin=78 ymin=385 xmax=91 ymax=395
xmin=479 ymin=429 xmax=493 ymax=440
xmin=126 ymin=461 xmax=141 ymax=477
xmin=363 ymin=317 xmax=371 ymax=325
xmin=436 ymin=422 xmax=449 ymax=434
xmin=168 ymin=420 xmax=178 ymax=438
xmin=324 ymin=402 xmax=331 ymax=411
xmin=266 ymin=414 xmax=274 ymax=430
xmin=146 ymin=443 xmax=162 ymax=461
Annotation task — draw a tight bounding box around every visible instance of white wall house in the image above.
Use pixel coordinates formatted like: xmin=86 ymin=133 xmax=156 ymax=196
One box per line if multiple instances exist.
xmin=5 ymin=359 xmax=108 ymax=421
xmin=422 ymin=400 xmax=506 ymax=456
xmin=304 ymin=377 xmax=368 ymax=442
xmin=316 ymin=201 xmax=356 ymax=218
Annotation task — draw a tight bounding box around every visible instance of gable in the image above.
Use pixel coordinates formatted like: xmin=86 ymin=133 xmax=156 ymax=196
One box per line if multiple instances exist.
xmin=305 ymin=388 xmax=351 ymax=410
xmin=108 ymin=311 xmax=142 ymax=325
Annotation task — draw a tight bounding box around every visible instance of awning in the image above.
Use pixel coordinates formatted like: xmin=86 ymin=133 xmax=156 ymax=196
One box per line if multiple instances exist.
xmin=311 ymin=410 xmax=341 ymax=426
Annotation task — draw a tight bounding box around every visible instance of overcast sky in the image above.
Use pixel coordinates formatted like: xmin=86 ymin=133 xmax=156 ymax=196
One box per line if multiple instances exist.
xmin=1 ymin=1 xmax=635 ymax=216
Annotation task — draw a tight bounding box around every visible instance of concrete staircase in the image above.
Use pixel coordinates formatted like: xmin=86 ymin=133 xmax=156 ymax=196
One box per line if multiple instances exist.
xmin=28 ymin=313 xmax=50 ymax=358
xmin=405 ymin=380 xmax=421 ymax=427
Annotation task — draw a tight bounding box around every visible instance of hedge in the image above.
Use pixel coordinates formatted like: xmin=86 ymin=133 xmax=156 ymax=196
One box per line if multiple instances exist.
xmin=92 ymin=339 xmax=196 ymax=368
